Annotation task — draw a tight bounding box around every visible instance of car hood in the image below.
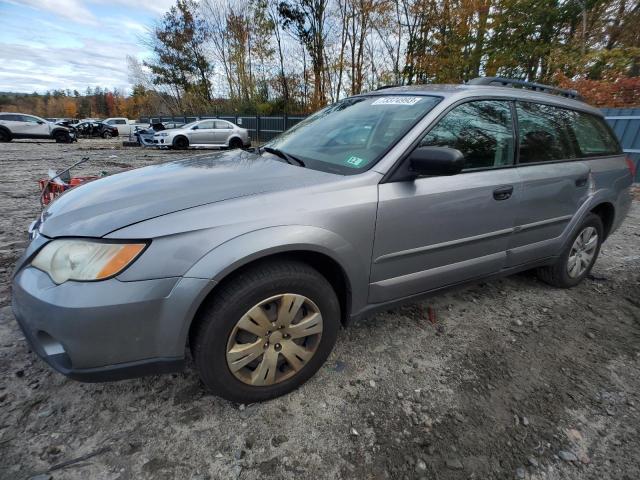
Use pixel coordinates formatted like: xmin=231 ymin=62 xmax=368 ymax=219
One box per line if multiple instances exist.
xmin=39 ymin=150 xmax=338 ymax=238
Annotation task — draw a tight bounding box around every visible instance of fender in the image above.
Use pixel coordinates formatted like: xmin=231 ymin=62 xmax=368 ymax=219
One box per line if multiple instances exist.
xmin=183 ymin=224 xmax=369 ymax=314
xmin=0 ymin=125 xmax=12 ymax=140
xmin=559 ymin=187 xmax=620 ymax=251
xmin=50 ymin=127 xmax=69 ymax=138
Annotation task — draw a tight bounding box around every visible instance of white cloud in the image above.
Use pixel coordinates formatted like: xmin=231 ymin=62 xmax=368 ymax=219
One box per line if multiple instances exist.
xmin=9 ymin=0 xmax=99 ymax=26
xmin=91 ymin=0 xmax=177 ymax=16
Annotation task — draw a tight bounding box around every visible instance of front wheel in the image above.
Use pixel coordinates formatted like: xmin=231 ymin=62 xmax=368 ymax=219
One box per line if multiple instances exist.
xmin=537 ymin=213 xmax=603 ymax=288
xmin=54 ymin=131 xmax=70 ymax=143
xmin=173 ymin=136 xmax=189 ymax=149
xmin=102 ymin=131 xmax=112 ymax=139
xmin=191 ymin=260 xmax=340 ymax=402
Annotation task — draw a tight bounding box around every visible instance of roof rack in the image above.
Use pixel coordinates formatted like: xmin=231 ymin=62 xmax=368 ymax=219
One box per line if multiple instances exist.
xmin=467 ymin=77 xmax=583 ymax=101
xmin=375 ymin=84 xmax=399 ymax=91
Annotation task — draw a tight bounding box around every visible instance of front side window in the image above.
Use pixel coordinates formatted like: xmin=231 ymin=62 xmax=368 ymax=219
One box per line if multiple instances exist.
xmin=572 ymin=112 xmax=621 ymax=157
xmin=266 ymin=95 xmax=441 ymax=174
xmin=419 ymin=100 xmax=515 ymax=169
xmin=516 ymin=102 xmax=577 ymax=163
xmin=196 ymin=120 xmax=214 ymax=129
xmin=21 ymin=115 xmax=41 ymax=123
xmin=115 ymin=119 xmax=126 ymax=125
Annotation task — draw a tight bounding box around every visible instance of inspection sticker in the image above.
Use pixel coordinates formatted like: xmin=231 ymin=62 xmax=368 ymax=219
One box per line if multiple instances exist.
xmin=345 ymin=156 xmax=366 ymax=167
xmin=371 ymin=96 xmax=422 ymax=106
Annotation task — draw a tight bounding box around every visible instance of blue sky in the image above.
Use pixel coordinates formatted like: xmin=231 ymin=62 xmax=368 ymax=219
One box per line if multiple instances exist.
xmin=0 ymin=0 xmax=176 ymax=93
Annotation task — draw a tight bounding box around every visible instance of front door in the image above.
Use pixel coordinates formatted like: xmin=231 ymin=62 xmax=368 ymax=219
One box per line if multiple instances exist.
xmin=18 ymin=115 xmax=50 ymax=138
xmin=370 ymin=99 xmax=520 ymax=304
xmin=190 ymin=120 xmax=216 ymax=144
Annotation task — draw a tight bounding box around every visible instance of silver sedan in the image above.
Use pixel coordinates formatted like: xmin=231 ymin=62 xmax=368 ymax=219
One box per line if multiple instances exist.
xmin=153 ymin=119 xmax=251 ymax=149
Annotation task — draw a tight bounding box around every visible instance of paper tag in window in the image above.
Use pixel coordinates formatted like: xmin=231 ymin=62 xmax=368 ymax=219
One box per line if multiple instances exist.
xmin=345 ymin=156 xmax=366 ymax=167
xmin=371 ymin=97 xmax=422 ymax=106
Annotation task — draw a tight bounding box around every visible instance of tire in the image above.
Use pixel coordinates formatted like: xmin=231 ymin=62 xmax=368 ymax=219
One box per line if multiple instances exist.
xmin=228 ymin=137 xmax=243 ymax=149
xmin=191 ymin=259 xmax=340 ymax=403
xmin=102 ymin=131 xmax=112 ymax=139
xmin=0 ymin=129 xmax=11 ymax=142
xmin=53 ymin=131 xmax=69 ymax=143
xmin=173 ymin=136 xmax=189 ymax=149
xmin=537 ymin=213 xmax=603 ymax=288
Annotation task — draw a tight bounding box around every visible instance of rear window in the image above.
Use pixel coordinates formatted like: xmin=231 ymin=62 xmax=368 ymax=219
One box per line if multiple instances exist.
xmin=516 ymin=102 xmax=577 ymax=163
xmin=572 ymin=112 xmax=621 ymax=157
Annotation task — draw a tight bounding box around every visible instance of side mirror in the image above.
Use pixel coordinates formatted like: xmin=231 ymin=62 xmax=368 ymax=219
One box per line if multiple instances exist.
xmin=409 ymin=146 xmax=464 ymax=177
xmin=37 ymin=120 xmax=45 ymax=124
xmin=191 ymin=125 xmax=198 ymax=130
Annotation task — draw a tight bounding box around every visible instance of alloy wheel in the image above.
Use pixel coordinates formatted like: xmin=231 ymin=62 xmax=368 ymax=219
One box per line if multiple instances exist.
xmin=567 ymin=226 xmax=598 ymax=278
xmin=226 ymin=293 xmax=323 ymax=386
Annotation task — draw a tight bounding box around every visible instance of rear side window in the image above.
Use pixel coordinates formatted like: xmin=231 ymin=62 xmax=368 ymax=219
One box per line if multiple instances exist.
xmin=516 ymin=102 xmax=577 ymax=163
xmin=1 ymin=114 xmax=24 ymax=121
xmin=214 ymin=121 xmax=232 ymax=129
xmin=419 ymin=100 xmax=514 ymax=169
xmin=572 ymin=112 xmax=621 ymax=157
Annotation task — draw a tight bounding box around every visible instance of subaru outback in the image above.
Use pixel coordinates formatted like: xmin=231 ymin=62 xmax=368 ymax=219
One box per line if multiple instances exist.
xmin=11 ymin=78 xmax=634 ymax=402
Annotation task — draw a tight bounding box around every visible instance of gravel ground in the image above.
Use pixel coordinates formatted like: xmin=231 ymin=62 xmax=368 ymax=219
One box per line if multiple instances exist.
xmin=0 ymin=139 xmax=639 ymax=480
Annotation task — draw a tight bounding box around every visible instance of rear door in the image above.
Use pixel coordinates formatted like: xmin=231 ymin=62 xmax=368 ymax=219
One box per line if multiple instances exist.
xmin=371 ymin=99 xmax=520 ymax=303
xmin=507 ymin=102 xmax=591 ymax=266
xmin=214 ymin=120 xmax=233 ymax=144
xmin=0 ymin=114 xmax=25 ymax=135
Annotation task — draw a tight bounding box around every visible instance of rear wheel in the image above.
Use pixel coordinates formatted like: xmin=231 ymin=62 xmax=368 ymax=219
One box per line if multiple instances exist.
xmin=173 ymin=136 xmax=189 ymax=149
xmin=192 ymin=260 xmax=340 ymax=403
xmin=228 ymin=137 xmax=243 ymax=149
xmin=537 ymin=213 xmax=603 ymax=288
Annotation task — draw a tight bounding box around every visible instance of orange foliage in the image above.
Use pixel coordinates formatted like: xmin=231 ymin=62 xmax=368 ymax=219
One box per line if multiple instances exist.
xmin=556 ymin=74 xmax=640 ymax=108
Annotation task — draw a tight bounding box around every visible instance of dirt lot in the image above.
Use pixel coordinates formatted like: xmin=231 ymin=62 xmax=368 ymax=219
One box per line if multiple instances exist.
xmin=0 ymin=139 xmax=639 ymax=480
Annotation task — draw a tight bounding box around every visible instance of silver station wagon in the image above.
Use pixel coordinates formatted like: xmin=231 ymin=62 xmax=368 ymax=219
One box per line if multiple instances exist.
xmin=12 ymin=77 xmax=634 ymax=402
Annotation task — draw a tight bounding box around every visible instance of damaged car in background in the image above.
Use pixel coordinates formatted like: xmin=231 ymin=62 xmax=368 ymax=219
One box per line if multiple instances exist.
xmin=72 ymin=120 xmax=119 ymax=139
xmin=135 ymin=121 xmax=184 ymax=146
xmin=0 ymin=113 xmax=75 ymax=142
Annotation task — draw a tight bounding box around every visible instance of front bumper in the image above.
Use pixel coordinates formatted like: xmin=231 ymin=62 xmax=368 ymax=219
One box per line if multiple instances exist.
xmin=11 ymin=266 xmax=212 ymax=382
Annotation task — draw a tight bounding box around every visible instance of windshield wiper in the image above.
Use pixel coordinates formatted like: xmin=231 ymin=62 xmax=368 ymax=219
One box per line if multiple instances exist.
xmin=262 ymin=146 xmax=305 ymax=167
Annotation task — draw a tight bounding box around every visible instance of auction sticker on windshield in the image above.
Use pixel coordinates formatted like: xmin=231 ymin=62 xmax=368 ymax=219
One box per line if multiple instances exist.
xmin=344 ymin=155 xmax=367 ymax=167
xmin=371 ymin=97 xmax=422 ymax=106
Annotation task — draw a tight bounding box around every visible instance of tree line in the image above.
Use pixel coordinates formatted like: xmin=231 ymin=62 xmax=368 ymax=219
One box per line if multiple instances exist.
xmin=2 ymin=0 xmax=639 ymax=119
xmin=0 ymin=87 xmax=145 ymax=120
xmin=133 ymin=0 xmax=640 ymax=114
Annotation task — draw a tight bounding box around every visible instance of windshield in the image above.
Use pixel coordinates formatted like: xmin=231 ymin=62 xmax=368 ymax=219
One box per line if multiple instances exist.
xmin=265 ymin=95 xmax=441 ymax=174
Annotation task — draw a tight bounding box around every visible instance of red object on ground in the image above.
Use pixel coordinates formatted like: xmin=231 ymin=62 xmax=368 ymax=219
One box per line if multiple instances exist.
xmin=38 ymin=176 xmax=98 ymax=205
xmin=427 ymin=305 xmax=436 ymax=324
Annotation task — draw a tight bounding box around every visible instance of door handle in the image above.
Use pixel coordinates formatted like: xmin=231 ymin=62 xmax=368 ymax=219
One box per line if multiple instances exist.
xmin=575 ymin=177 xmax=588 ymax=187
xmin=493 ymin=185 xmax=514 ymax=201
